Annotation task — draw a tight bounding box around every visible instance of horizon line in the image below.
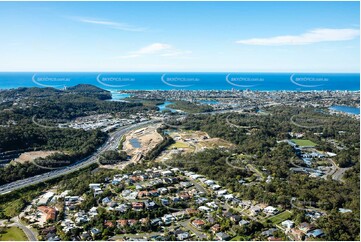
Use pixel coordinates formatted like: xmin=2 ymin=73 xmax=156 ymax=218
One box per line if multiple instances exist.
xmin=0 ymin=71 xmax=359 ymax=74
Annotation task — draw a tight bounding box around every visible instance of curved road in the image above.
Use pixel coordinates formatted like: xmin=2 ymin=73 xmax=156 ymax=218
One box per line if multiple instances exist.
xmin=0 ymin=120 xmax=158 ymax=195
xmin=290 ymin=197 xmax=327 ymax=214
xmin=13 ymin=217 xmax=37 ymax=241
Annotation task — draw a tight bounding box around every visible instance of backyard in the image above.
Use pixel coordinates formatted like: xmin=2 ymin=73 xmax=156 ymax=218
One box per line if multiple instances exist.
xmin=266 ymin=210 xmax=293 ymax=225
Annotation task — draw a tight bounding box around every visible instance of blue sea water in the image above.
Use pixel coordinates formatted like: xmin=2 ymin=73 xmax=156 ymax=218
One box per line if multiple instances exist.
xmin=329 ymin=105 xmax=360 ymax=115
xmin=157 ymin=101 xmax=177 ymax=112
xmin=108 ymin=92 xmax=130 ymax=101
xmin=0 ymin=72 xmax=359 ymax=92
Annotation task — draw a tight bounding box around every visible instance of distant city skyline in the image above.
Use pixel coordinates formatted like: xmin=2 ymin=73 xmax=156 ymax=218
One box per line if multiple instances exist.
xmin=0 ymin=1 xmax=359 ymax=72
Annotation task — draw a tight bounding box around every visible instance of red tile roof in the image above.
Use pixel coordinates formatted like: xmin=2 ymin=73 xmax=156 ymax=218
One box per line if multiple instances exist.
xmin=38 ymin=206 xmax=57 ymax=221
xmin=192 ymin=219 xmax=205 ymax=227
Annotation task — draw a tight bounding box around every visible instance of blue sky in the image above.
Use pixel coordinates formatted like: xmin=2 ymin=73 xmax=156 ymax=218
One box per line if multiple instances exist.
xmin=0 ymin=1 xmax=359 ymax=72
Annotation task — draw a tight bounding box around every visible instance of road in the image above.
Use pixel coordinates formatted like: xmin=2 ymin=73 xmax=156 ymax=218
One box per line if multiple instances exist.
xmin=179 ymin=220 xmax=207 ymax=240
xmin=246 ymin=164 xmax=265 ymax=181
xmin=13 ymin=216 xmax=38 ymax=241
xmin=289 ymin=157 xmax=328 ymax=175
xmin=223 ymin=202 xmax=257 ymax=222
xmin=332 ymin=167 xmax=350 ymax=182
xmin=290 ymin=197 xmax=327 ymax=214
xmin=190 ymin=178 xmax=208 ymax=195
xmin=225 ymin=114 xmax=257 ymax=129
xmin=0 ymin=120 xmax=158 ymax=195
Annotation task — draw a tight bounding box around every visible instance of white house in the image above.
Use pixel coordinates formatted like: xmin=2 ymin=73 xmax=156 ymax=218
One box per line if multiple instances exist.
xmin=161 ymin=170 xmax=173 ymax=176
xmin=89 ymin=207 xmax=98 ymax=217
xmin=206 ymin=201 xmax=218 ymax=209
xmin=162 ymin=214 xmax=175 ymax=225
xmin=198 ymin=206 xmax=212 ymax=212
xmin=281 ymin=220 xmax=295 ymax=229
xmin=224 ymin=194 xmax=234 ymax=200
xmin=190 ymin=174 xmax=203 ymax=179
xmin=204 ymin=180 xmax=215 ymax=186
xmin=217 ymin=189 xmax=228 ymax=197
xmin=93 ymin=187 xmax=103 ymax=196
xmin=263 ymin=206 xmax=278 ymax=215
xmin=177 ymin=231 xmax=189 ymax=241
xmin=239 ymin=220 xmax=250 ymax=226
xmin=211 ymin=184 xmax=221 ymax=190
xmin=249 ymin=205 xmax=261 ymax=216
xmin=89 ymin=183 xmax=101 ymax=189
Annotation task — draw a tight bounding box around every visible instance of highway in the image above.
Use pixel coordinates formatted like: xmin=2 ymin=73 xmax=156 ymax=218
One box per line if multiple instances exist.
xmin=0 ymin=107 xmax=289 ymax=195
xmin=0 ymin=120 xmax=158 ymax=195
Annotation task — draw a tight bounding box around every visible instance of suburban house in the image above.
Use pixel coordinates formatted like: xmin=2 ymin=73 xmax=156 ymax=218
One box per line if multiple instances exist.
xmin=263 ymin=206 xmax=278 ymax=215
xmin=239 ymin=220 xmax=250 ymax=226
xmin=229 ymin=214 xmax=241 ymax=223
xmin=211 ymin=184 xmax=221 ymax=190
xmin=250 ymin=205 xmax=261 ymax=216
xmin=144 ymin=200 xmax=157 ymax=210
xmin=192 ymin=219 xmax=206 ymax=230
xmin=101 ymin=197 xmax=111 ymax=206
xmin=290 ymin=228 xmax=304 ymax=241
xmin=175 ymin=230 xmax=189 ymax=241
xmin=298 ymin=222 xmax=314 ymax=233
xmin=162 ymin=214 xmax=175 ymax=225
xmin=261 ymin=228 xmax=278 ymax=237
xmin=185 ymin=208 xmax=198 ymax=216
xmin=117 ymin=219 xmax=128 ymax=227
xmin=211 ymin=224 xmax=221 ymax=233
xmin=216 ymin=232 xmax=231 ymax=241
xmin=281 ymin=220 xmax=295 ymax=229
xmin=198 ymin=206 xmax=212 ymax=213
xmin=38 ymin=206 xmax=57 ymax=221
xmin=306 ymin=229 xmax=325 ymax=238
xmin=90 ymin=228 xmax=101 ymax=237
xmin=131 ymin=202 xmax=144 ymax=210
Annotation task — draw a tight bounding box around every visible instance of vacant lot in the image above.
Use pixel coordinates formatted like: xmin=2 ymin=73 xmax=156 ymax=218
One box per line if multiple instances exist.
xmin=169 ymin=130 xmax=234 ymax=151
xmin=291 ymin=139 xmax=317 ymax=147
xmin=0 ymin=226 xmax=27 ymax=241
xmin=12 ymin=151 xmax=59 ymax=164
xmin=155 ymin=130 xmax=234 ymax=165
xmin=123 ymin=124 xmax=163 ymax=162
xmin=267 ymin=210 xmax=292 ymax=224
xmin=168 ymin=141 xmax=190 ymax=149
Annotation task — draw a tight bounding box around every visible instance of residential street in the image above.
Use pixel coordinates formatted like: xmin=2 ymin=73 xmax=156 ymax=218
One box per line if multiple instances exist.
xmin=179 ymin=220 xmax=207 ymax=240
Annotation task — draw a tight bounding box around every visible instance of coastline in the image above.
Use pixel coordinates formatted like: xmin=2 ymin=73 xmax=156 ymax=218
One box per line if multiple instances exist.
xmin=0 ymin=72 xmax=359 ymax=92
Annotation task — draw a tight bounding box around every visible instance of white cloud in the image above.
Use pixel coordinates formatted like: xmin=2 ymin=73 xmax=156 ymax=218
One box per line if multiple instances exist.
xmin=74 ymin=17 xmax=146 ymax=32
xmin=161 ymin=50 xmax=192 ymax=57
xmin=236 ymin=28 xmax=360 ymax=46
xmin=135 ymin=43 xmax=172 ymax=55
xmin=117 ymin=43 xmax=191 ymax=58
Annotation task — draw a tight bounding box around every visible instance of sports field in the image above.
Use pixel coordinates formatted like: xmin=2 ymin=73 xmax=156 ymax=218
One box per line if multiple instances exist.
xmin=291 ymin=139 xmax=317 ymax=147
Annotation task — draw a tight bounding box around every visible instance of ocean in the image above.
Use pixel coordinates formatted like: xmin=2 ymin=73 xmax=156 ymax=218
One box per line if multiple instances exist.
xmin=0 ymin=72 xmax=359 ymax=92
xmin=329 ymin=105 xmax=360 ymax=115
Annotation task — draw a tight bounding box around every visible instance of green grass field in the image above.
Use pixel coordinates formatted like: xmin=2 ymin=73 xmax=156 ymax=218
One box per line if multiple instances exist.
xmin=291 ymin=139 xmax=317 ymax=147
xmin=267 ymin=210 xmax=293 ymax=224
xmin=237 ymin=154 xmax=252 ymax=159
xmin=0 ymin=226 xmax=28 ymax=241
xmin=169 ymin=142 xmax=189 ymax=149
